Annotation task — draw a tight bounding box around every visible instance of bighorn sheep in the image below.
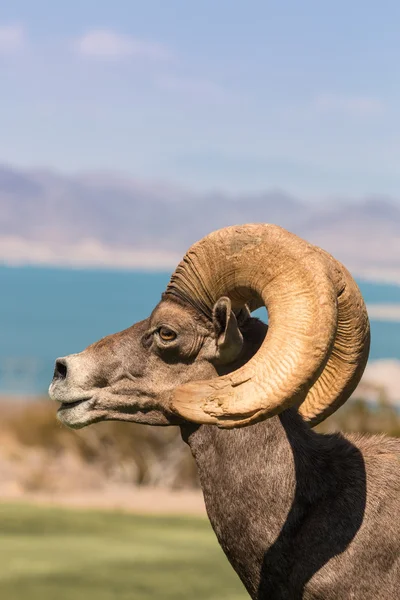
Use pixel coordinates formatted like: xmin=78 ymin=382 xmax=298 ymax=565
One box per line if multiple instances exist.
xmin=49 ymin=224 xmax=400 ymax=599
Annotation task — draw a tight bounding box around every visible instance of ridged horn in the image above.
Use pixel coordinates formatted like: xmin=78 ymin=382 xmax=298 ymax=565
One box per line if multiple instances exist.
xmin=165 ymin=224 xmax=370 ymax=428
xmin=298 ymin=249 xmax=370 ymax=426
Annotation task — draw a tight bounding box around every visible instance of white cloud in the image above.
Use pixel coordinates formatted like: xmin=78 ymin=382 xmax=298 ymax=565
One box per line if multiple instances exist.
xmin=0 ymin=24 xmax=25 ymax=53
xmin=75 ymin=29 xmax=171 ymax=61
xmin=315 ymin=93 xmax=383 ymax=117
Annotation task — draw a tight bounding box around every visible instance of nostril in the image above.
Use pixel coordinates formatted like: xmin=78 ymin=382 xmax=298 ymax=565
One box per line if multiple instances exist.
xmin=54 ymin=358 xmax=68 ymax=380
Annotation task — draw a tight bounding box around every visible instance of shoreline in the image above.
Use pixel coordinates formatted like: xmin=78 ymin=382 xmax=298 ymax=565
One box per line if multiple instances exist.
xmin=1 ymin=235 xmax=400 ymax=287
xmin=0 ymin=236 xmax=179 ymax=271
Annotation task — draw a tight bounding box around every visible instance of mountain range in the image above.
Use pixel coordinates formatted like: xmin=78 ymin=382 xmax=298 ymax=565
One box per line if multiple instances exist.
xmin=1 ymin=163 xmax=399 ymax=280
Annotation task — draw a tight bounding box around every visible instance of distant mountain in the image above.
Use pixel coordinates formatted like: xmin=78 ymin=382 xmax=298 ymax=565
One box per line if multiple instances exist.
xmin=1 ymin=163 xmax=399 ymax=280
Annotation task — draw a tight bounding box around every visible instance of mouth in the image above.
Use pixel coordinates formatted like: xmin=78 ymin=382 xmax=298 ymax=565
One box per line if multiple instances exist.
xmin=57 ymin=397 xmax=92 ymax=411
xmin=56 ymin=396 xmax=96 ymax=429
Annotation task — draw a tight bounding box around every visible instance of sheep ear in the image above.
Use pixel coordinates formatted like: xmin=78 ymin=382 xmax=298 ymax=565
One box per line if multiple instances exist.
xmin=212 ymin=297 xmax=244 ymax=364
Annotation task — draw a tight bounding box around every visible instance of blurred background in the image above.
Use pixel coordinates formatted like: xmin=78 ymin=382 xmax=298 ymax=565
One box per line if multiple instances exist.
xmin=1 ymin=1 xmax=400 ymax=598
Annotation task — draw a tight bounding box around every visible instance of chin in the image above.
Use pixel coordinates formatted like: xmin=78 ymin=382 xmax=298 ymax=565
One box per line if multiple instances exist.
xmin=57 ymin=399 xmax=104 ymax=429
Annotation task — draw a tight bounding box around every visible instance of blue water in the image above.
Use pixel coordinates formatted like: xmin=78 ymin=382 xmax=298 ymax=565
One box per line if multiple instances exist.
xmin=0 ymin=265 xmax=399 ymax=395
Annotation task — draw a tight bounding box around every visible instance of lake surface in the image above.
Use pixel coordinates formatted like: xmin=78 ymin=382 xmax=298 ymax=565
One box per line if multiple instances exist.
xmin=0 ymin=265 xmax=399 ymax=395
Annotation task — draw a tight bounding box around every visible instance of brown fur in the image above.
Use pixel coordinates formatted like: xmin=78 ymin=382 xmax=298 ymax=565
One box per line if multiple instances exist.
xmin=49 ymin=298 xmax=400 ymax=599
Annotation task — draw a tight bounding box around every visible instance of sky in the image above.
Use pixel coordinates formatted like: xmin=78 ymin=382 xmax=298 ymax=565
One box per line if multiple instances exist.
xmin=1 ymin=1 xmax=400 ymax=198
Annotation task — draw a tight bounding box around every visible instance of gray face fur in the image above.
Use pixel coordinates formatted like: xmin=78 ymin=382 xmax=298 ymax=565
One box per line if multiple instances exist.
xmin=49 ymin=297 xmax=253 ymax=429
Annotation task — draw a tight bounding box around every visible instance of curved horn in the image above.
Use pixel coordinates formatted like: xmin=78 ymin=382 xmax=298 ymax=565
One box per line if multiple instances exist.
xmin=165 ymin=224 xmax=370 ymax=428
xmin=298 ymin=250 xmax=370 ymax=426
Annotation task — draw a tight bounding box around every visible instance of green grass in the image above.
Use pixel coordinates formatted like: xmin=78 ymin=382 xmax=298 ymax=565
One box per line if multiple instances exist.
xmin=0 ymin=503 xmax=248 ymax=600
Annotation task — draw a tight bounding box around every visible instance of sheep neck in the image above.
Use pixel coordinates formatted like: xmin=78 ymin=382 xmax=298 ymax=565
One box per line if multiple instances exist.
xmin=181 ymin=410 xmax=348 ymax=599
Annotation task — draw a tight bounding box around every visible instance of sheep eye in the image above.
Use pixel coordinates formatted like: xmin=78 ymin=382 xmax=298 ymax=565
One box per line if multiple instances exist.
xmin=158 ymin=327 xmax=177 ymax=342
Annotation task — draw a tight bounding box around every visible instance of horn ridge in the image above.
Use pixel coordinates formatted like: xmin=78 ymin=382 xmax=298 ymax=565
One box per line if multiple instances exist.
xmin=165 ymin=224 xmax=369 ymax=428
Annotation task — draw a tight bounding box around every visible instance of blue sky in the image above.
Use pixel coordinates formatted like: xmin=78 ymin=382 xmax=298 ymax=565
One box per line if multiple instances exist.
xmin=1 ymin=1 xmax=400 ymax=198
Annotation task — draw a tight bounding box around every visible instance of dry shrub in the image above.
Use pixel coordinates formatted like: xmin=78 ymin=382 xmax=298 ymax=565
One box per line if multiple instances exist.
xmin=317 ymin=394 xmax=400 ymax=437
xmin=0 ymin=398 xmax=198 ymax=493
